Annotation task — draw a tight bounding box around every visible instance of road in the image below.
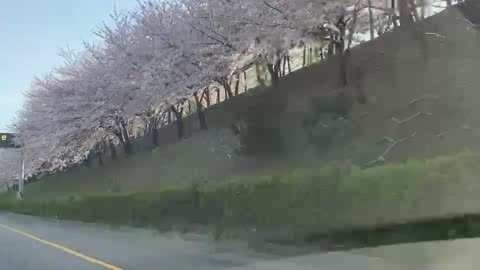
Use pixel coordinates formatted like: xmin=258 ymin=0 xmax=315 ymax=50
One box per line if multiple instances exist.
xmin=0 ymin=212 xmax=479 ymax=270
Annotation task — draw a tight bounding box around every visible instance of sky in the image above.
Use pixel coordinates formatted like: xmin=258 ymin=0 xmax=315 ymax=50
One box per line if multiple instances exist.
xmin=0 ymin=0 xmax=139 ymax=132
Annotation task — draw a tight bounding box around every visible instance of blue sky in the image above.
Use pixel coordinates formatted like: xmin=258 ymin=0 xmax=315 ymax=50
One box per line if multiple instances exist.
xmin=0 ymin=0 xmax=139 ymax=132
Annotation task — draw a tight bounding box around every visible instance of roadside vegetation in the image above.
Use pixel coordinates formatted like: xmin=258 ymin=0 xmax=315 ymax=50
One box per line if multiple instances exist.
xmin=2 ymin=151 xmax=480 ymax=247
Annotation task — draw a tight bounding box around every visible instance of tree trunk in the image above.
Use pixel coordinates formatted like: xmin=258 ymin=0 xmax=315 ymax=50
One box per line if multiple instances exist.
xmin=175 ymin=103 xmax=182 ymax=114
xmin=398 ymin=0 xmax=414 ymax=25
xmin=85 ymin=156 xmax=92 ymax=168
xmin=85 ymin=151 xmax=95 ymax=167
xmin=202 ymin=87 xmax=211 ymax=107
xmin=198 ymin=109 xmax=207 ymax=130
xmin=267 ymin=58 xmax=282 ymax=87
xmin=421 ymin=0 xmax=425 ymax=19
xmin=328 ymin=34 xmax=335 ymax=56
xmin=267 ymin=64 xmax=276 ymax=83
xmin=98 ymin=154 xmax=104 ymax=167
xmin=347 ymin=2 xmax=360 ymax=50
xmin=123 ymin=139 xmax=133 ymax=155
xmin=152 ymin=127 xmax=159 ymax=146
xmin=409 ymin=0 xmax=419 ymax=21
xmin=377 ymin=21 xmax=385 ymax=36
xmin=309 ymin=47 xmax=313 ymax=64
xmin=338 ymin=22 xmax=346 ymax=53
xmin=167 ymin=111 xmax=171 ymax=124
xmin=234 ymin=73 xmax=240 ymax=95
xmin=206 ymin=89 xmax=211 ymax=107
xmin=194 ymin=92 xmax=208 ymax=130
xmin=302 ymin=46 xmax=307 ymax=67
xmin=277 ymin=59 xmax=282 ymax=78
xmin=368 ymin=0 xmax=375 ymax=40
xmin=276 ymin=58 xmax=281 ymax=75
xmin=96 ymin=143 xmax=105 ymax=166
xmin=390 ymin=0 xmax=399 ymax=29
xmin=114 ymin=117 xmax=133 ymax=155
xmin=170 ymin=105 xmax=184 ymax=139
xmin=243 ymin=71 xmax=247 ymax=92
xmin=392 ymin=15 xmax=399 ymax=28
xmin=160 ymin=112 xmax=166 ymax=126
xmin=287 ymin=55 xmax=291 ymax=72
xmin=335 ymin=11 xmax=351 ymax=88
xmin=446 ymin=0 xmax=452 ymax=6
xmin=109 ymin=141 xmax=117 ymax=160
xmin=339 ymin=49 xmax=350 ymax=87
xmin=216 ymin=88 xmax=221 ymax=104
xmin=256 ymin=63 xmax=265 ymax=86
xmin=121 ymin=133 xmax=133 ymax=155
xmin=222 ymin=81 xmax=233 ymax=100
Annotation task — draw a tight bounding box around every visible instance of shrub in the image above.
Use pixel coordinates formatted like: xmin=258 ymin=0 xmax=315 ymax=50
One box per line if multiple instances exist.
xmin=1 ymin=151 xmax=480 ymax=240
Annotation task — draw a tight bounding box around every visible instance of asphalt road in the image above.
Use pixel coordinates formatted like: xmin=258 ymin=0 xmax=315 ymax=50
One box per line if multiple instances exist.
xmin=0 ymin=212 xmax=479 ymax=270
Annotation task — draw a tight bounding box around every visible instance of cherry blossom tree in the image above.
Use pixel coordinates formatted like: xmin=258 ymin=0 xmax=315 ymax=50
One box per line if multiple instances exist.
xmin=15 ymin=0 xmax=405 ymax=176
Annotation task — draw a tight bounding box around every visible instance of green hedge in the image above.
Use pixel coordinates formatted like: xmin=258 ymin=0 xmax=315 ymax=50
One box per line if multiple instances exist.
xmin=1 ymin=151 xmax=480 ymax=242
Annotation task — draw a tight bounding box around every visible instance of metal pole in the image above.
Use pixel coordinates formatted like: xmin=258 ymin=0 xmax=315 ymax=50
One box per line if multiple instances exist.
xmin=17 ymin=149 xmax=24 ymax=200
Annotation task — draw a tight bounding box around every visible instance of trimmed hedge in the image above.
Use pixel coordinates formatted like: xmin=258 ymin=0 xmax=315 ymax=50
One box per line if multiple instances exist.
xmin=2 ymin=151 xmax=480 ymax=244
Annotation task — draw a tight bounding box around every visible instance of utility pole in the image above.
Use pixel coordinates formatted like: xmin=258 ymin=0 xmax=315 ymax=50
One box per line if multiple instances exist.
xmin=18 ymin=151 xmax=24 ymax=200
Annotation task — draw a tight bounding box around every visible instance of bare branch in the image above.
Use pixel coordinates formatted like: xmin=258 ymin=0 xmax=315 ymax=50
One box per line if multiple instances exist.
xmin=366 ymin=132 xmax=416 ymax=167
xmin=409 ymin=94 xmax=440 ymax=105
xmin=425 ymin=32 xmax=447 ymax=39
xmin=263 ymin=1 xmax=284 ymax=14
xmin=391 ymin=112 xmax=432 ymax=124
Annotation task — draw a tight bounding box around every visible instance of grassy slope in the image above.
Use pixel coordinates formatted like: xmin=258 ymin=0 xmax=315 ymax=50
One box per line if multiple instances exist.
xmin=3 ymin=151 xmax=480 ymax=247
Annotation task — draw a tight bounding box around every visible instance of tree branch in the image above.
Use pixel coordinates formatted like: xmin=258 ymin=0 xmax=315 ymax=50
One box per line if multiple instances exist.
xmin=408 ymin=94 xmax=440 ymax=106
xmin=263 ymin=1 xmax=284 ymax=14
xmin=366 ymin=132 xmax=416 ymax=167
xmin=391 ymin=112 xmax=432 ymax=124
xmin=187 ymin=22 xmax=235 ymax=50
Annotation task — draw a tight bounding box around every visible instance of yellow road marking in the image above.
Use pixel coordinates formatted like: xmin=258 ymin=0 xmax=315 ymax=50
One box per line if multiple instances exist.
xmin=0 ymin=224 xmax=123 ymax=270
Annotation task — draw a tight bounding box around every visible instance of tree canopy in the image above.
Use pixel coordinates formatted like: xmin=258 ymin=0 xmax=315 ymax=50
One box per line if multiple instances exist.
xmin=13 ymin=0 xmax=442 ymax=177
